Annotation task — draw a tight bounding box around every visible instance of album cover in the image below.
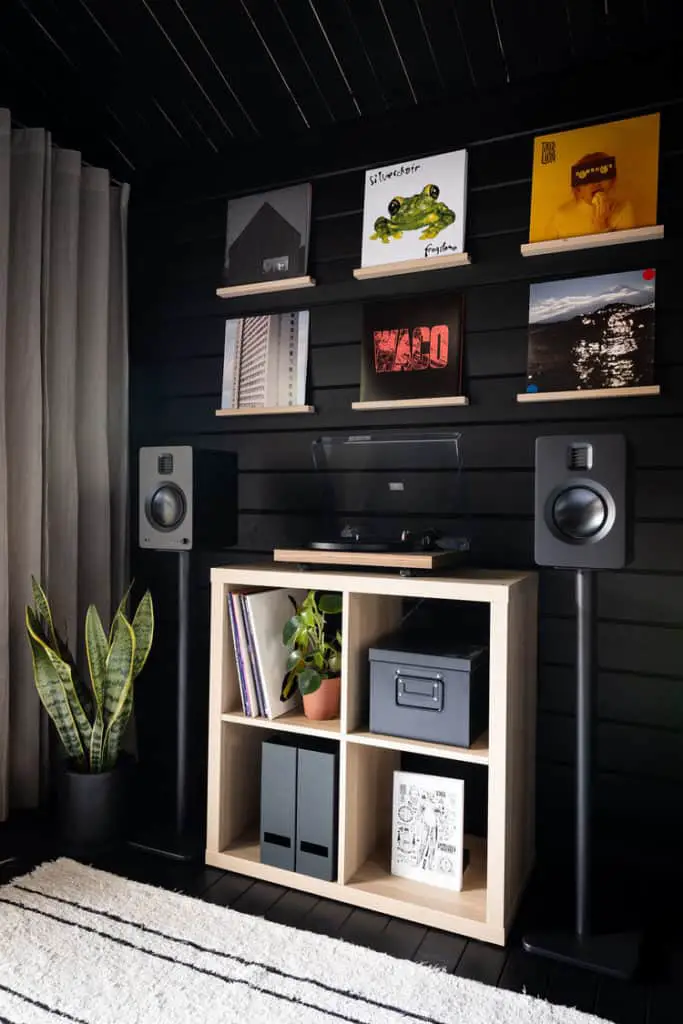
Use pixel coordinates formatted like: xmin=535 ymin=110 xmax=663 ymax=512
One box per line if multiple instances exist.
xmin=223 ymin=183 xmax=312 ymax=286
xmin=391 ymin=771 xmax=465 ymax=892
xmin=360 ymin=150 xmax=467 ymax=269
xmin=222 ymin=311 xmax=310 ymax=409
xmin=526 ymin=269 xmax=656 ymax=394
xmin=529 ymin=113 xmax=660 ymax=243
xmin=360 ymin=292 xmax=464 ymax=403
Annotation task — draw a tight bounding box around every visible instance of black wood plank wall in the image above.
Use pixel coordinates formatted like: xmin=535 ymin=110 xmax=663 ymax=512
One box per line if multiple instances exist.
xmin=129 ymin=84 xmax=683 ymax=862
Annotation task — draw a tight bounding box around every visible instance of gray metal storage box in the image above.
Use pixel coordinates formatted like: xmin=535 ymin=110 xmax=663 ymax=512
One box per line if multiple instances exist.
xmin=369 ymin=634 xmax=488 ymax=748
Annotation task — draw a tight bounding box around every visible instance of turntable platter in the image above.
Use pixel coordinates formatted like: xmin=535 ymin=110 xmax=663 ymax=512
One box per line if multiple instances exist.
xmin=309 ymin=539 xmax=400 ymax=553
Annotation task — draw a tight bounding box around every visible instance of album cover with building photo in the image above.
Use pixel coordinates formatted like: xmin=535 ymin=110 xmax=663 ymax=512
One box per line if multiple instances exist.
xmin=528 ymin=113 xmax=660 ymax=243
xmin=526 ymin=269 xmax=656 ymax=394
xmin=223 ymin=183 xmax=312 ymax=287
xmin=360 ymin=292 xmax=464 ymax=403
xmin=221 ymin=311 xmax=310 ymax=409
xmin=360 ymin=150 xmax=467 ymax=269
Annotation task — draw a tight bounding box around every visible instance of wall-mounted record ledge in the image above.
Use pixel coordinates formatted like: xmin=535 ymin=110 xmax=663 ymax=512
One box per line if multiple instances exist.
xmin=353 ymin=252 xmax=471 ymax=280
xmin=517 ymin=385 xmax=660 ymax=403
xmin=215 ymin=405 xmax=316 ymax=417
xmin=521 ymin=224 xmax=664 ymax=257
xmin=352 ymin=395 xmax=469 ymax=411
xmin=216 ymin=275 xmax=316 ymax=298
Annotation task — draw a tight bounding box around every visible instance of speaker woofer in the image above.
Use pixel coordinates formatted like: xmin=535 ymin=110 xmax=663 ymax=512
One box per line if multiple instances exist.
xmin=146 ymin=483 xmax=187 ymax=531
xmin=552 ymin=486 xmax=608 ymax=541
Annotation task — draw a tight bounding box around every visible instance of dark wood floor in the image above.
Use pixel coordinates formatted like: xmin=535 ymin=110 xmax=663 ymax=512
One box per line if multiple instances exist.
xmin=1 ymin=815 xmax=681 ymax=1023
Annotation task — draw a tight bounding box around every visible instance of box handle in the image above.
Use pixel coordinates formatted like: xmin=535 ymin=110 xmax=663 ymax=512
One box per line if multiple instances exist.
xmin=396 ymin=673 xmax=443 ymax=712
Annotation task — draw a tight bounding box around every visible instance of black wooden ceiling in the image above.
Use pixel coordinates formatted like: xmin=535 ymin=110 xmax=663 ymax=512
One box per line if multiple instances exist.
xmin=1 ymin=0 xmax=682 ymax=180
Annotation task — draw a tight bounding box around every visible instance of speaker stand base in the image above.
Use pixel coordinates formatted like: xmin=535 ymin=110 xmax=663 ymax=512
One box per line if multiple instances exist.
xmin=522 ymin=929 xmax=640 ymax=980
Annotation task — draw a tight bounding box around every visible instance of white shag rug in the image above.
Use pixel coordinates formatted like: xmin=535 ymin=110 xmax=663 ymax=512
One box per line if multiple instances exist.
xmin=0 ymin=859 xmax=611 ymax=1024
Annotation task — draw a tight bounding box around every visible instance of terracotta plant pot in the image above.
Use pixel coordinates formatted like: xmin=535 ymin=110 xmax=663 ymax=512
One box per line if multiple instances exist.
xmin=302 ymin=676 xmax=341 ymax=721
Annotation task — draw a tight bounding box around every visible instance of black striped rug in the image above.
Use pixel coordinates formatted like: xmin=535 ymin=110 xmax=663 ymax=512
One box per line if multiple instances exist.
xmin=0 ymin=859 xmax=607 ymax=1023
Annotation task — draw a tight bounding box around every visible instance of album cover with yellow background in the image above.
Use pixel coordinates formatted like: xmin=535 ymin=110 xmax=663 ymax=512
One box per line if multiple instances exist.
xmin=529 ymin=113 xmax=660 ymax=243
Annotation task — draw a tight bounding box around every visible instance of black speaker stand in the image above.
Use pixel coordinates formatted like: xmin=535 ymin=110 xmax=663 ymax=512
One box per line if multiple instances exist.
xmin=523 ymin=569 xmax=640 ymax=979
xmin=128 ymin=551 xmax=200 ymax=863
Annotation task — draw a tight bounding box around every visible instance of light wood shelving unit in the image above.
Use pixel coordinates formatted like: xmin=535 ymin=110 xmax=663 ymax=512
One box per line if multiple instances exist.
xmin=353 ymin=252 xmax=471 ymax=279
xmin=521 ymin=224 xmax=663 ymax=257
xmin=215 ymin=405 xmax=315 ymax=417
xmin=216 ymin=275 xmax=315 ymax=298
xmin=207 ymin=564 xmax=538 ymax=945
xmin=516 ymin=384 xmax=660 ymax=403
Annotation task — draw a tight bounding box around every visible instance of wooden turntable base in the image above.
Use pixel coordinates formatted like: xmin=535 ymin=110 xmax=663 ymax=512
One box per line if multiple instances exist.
xmin=273 ymin=547 xmax=465 ymax=571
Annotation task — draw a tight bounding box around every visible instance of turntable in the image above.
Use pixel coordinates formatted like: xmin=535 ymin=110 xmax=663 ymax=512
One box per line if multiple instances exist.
xmin=273 ymin=430 xmax=471 ymax=574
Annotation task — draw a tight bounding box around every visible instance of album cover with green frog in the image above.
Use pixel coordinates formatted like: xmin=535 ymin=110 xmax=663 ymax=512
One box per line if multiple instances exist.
xmin=360 ymin=150 xmax=468 ymax=270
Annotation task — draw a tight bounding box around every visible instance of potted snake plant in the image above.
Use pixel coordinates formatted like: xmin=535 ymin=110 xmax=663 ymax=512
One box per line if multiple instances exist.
xmin=282 ymin=591 xmax=342 ymax=720
xmin=25 ymin=577 xmax=154 ymax=854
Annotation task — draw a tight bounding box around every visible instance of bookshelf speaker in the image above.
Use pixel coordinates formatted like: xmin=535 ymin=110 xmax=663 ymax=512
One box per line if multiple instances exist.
xmin=534 ymin=434 xmax=631 ymax=569
xmin=138 ymin=446 xmax=237 ymax=551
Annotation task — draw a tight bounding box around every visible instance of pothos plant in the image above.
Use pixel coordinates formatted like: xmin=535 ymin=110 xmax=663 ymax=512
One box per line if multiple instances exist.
xmin=25 ymin=577 xmax=154 ymax=774
xmin=281 ymin=590 xmax=342 ymax=699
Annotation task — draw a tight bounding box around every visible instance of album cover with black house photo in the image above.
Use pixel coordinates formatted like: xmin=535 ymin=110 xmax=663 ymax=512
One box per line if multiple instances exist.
xmin=223 ymin=183 xmax=312 ymax=287
xmin=360 ymin=292 xmax=465 ymax=403
xmin=526 ymin=268 xmax=656 ymax=394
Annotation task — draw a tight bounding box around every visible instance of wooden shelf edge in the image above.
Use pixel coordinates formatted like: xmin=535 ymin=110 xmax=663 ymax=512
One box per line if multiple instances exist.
xmin=206 ymin=848 xmax=341 ymax=897
xmin=211 ymin=564 xmax=530 ymax=599
xmin=215 ymin=405 xmax=315 ymax=417
xmin=216 ymin=276 xmax=316 ymax=297
xmin=221 ymin=709 xmax=342 ymax=738
xmin=517 ymin=385 xmax=660 ymax=403
xmin=347 ymin=729 xmax=489 ymax=765
xmin=353 ymin=253 xmax=471 ymax=279
xmin=521 ymin=224 xmax=664 ymax=256
xmin=204 ymin=845 xmax=499 ymax=943
xmin=351 ymin=396 xmax=469 ymax=410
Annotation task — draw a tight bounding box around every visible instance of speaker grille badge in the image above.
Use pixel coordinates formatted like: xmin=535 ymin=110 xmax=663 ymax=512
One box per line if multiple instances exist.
xmin=158 ymin=454 xmax=174 ymax=475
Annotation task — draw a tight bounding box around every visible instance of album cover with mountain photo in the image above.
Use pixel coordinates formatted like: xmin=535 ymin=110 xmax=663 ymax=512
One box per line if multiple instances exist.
xmin=526 ymin=269 xmax=656 ymax=394
xmin=361 ymin=292 xmax=464 ymax=403
xmin=223 ymin=183 xmax=312 ymax=287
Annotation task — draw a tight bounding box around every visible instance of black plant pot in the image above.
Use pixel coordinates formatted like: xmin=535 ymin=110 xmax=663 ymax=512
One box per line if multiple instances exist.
xmin=58 ymin=759 xmax=131 ymax=856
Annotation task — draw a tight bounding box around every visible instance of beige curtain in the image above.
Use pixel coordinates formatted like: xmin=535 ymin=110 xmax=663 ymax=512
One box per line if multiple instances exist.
xmin=0 ymin=109 xmax=129 ymax=819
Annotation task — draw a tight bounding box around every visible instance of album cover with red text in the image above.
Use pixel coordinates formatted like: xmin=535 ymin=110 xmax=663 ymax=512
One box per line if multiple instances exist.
xmin=360 ymin=292 xmax=464 ymax=403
